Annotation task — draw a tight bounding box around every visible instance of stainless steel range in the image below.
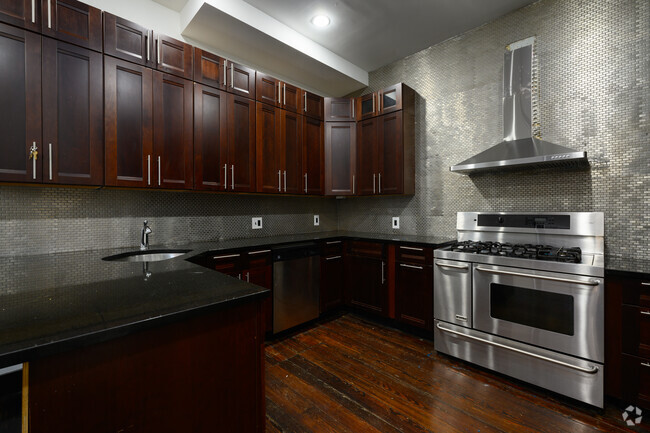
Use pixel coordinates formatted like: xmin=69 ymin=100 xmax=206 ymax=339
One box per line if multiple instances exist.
xmin=433 ymin=212 xmax=605 ymax=407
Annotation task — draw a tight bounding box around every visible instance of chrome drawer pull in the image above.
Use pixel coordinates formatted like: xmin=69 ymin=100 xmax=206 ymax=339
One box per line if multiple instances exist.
xmin=641 ymin=311 xmax=650 ymax=316
xmin=455 ymin=314 xmax=468 ymax=322
xmin=475 ymin=266 xmax=600 ymax=286
xmin=248 ymin=249 xmax=271 ymax=255
xmin=326 ymin=241 xmax=342 ymax=245
xmin=436 ymin=323 xmax=599 ymax=374
xmin=400 ymin=263 xmax=423 ymax=270
xmin=435 ymin=262 xmax=469 ymax=270
xmin=212 ymin=253 xmax=240 ymax=260
xmin=223 ymin=60 xmax=227 ymax=86
xmin=642 ymin=362 xmax=650 ymax=368
xmin=326 ymin=255 xmax=342 ymax=261
xmin=642 ymin=282 xmax=650 ymax=286
xmin=400 ymin=246 xmax=423 ymax=251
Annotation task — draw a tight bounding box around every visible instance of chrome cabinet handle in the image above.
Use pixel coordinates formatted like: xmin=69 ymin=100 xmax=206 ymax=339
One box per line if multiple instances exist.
xmin=400 ymin=246 xmax=423 ymax=251
xmin=277 ymin=83 xmax=281 ymax=103
xmin=277 ymin=170 xmax=281 ymax=192
xmin=326 ymin=255 xmax=342 ymax=261
xmin=373 ymin=173 xmax=376 ymax=194
xmin=157 ymin=156 xmax=161 ymax=186
xmin=372 ymin=93 xmax=375 ymax=113
xmin=223 ymin=60 xmax=227 ymax=86
xmin=381 ymin=261 xmax=386 ymax=284
xmin=145 ymin=33 xmax=150 ymax=62
xmin=47 ymin=0 xmax=52 ymax=29
xmin=246 ymin=272 xmax=250 ymax=282
xmin=642 ymin=282 xmax=650 ymax=286
xmin=283 ymin=83 xmax=286 ymax=105
xmin=223 ymin=164 xmax=228 ymax=189
xmin=304 ymin=92 xmax=307 ymax=112
xmin=147 ymin=155 xmax=151 ymax=185
xmin=326 ymin=241 xmax=342 ymax=245
xmin=48 ymin=143 xmax=52 ymax=180
xmin=212 ymin=253 xmax=240 ymax=260
xmin=283 ymin=170 xmax=287 ymax=192
xmin=304 ymin=173 xmax=308 ymax=193
xmin=29 ymin=142 xmax=38 ymax=180
xmin=436 ymin=323 xmax=599 ymax=374
xmin=641 ymin=311 xmax=650 ymax=316
xmin=378 ymin=173 xmax=381 ymax=193
xmin=351 ymin=100 xmax=355 ymax=119
xmin=230 ymin=165 xmax=234 ymax=190
xmin=435 ymin=262 xmax=469 ymax=270
xmin=230 ymin=63 xmax=234 ymax=88
xmin=31 ymin=0 xmax=35 ymax=23
xmin=475 ymin=266 xmax=601 ymax=286
xmin=400 ymin=263 xmax=423 ymax=270
xmin=642 ymin=362 xmax=650 ymax=368
xmin=156 ymin=38 xmax=160 ymax=65
xmin=352 ymin=174 xmax=355 ymax=194
xmin=377 ymin=92 xmax=381 ymax=112
xmin=248 ymin=249 xmax=271 ymax=255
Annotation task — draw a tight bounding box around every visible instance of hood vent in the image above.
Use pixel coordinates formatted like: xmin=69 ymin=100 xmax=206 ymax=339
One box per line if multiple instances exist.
xmin=450 ymin=37 xmax=588 ymax=174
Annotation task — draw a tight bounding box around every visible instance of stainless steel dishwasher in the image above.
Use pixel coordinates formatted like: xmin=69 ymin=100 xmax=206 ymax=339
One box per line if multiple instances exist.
xmin=272 ymin=242 xmax=320 ymax=333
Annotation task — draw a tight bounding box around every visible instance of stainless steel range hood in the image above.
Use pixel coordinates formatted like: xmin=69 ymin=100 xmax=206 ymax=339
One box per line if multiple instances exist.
xmin=450 ymin=38 xmax=588 ymax=174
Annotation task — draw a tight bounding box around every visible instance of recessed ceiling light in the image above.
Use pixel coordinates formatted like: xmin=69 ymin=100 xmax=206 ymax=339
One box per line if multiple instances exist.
xmin=311 ymin=15 xmax=330 ymax=28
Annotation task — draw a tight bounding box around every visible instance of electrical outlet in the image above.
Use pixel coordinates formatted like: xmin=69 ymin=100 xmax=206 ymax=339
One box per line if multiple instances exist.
xmin=392 ymin=217 xmax=400 ymax=229
xmin=252 ymin=217 xmax=263 ymax=229
xmin=314 ymin=215 xmax=320 ymax=226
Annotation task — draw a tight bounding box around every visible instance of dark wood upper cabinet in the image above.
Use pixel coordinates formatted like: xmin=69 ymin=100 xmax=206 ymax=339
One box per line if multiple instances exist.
xmin=324 ymin=122 xmax=356 ymax=196
xmin=255 ymin=102 xmax=282 ymax=194
xmin=303 ymin=116 xmax=324 ymax=195
xmin=356 ymin=84 xmax=405 ymax=120
xmin=42 ymin=38 xmax=103 ymax=185
xmin=302 ymin=90 xmax=324 ymax=120
xmin=152 ymin=72 xmax=193 ymax=189
xmin=41 ymin=0 xmax=101 ymax=51
xmin=255 ymin=72 xmax=279 ymax=106
xmin=194 ymin=47 xmax=226 ymax=90
xmin=154 ymin=33 xmax=193 ymax=80
xmin=227 ymin=60 xmax=255 ymax=99
xmin=378 ymin=110 xmax=405 ymax=195
xmin=357 ymin=92 xmax=378 ymax=120
xmin=0 ymin=0 xmax=40 ymax=31
xmin=194 ymin=84 xmax=228 ymax=191
xmin=227 ymin=93 xmax=256 ymax=192
xmin=280 ymin=110 xmax=303 ymax=194
xmin=281 ymin=82 xmax=301 ymax=113
xmin=103 ymin=12 xmax=153 ymax=67
xmin=324 ymin=97 xmax=356 ymax=121
xmin=0 ymin=24 xmax=41 ymax=183
xmin=104 ymin=56 xmax=153 ymax=188
xmin=356 ymin=117 xmax=379 ymax=195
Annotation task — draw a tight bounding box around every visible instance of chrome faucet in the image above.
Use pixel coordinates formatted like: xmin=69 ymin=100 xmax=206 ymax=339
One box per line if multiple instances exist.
xmin=140 ymin=220 xmax=152 ymax=250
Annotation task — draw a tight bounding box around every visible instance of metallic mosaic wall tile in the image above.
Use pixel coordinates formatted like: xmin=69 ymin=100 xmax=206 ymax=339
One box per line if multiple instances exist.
xmin=0 ymin=186 xmax=338 ymax=256
xmin=339 ymin=0 xmax=650 ymax=272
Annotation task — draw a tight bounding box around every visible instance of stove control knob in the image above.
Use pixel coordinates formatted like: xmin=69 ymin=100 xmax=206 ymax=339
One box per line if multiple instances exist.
xmin=498 ymin=217 xmax=504 ymax=224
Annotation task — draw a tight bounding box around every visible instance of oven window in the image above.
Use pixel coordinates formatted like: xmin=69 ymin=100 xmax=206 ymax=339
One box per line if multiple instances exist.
xmin=490 ymin=284 xmax=574 ymax=335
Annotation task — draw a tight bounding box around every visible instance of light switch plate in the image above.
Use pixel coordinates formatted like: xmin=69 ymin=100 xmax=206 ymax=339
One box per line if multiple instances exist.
xmin=252 ymin=217 xmax=263 ymax=229
xmin=314 ymin=215 xmax=320 ymax=226
xmin=392 ymin=217 xmax=400 ymax=229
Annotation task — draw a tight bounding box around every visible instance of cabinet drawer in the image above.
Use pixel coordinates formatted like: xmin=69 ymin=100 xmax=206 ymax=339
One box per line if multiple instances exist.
xmin=245 ymin=249 xmax=272 ymax=267
xmin=322 ymin=240 xmax=343 ymax=256
xmin=622 ymin=304 xmax=650 ymax=358
xmin=208 ymin=252 xmax=242 ymax=275
xmin=622 ymin=277 xmax=650 ymax=308
xmin=396 ymin=245 xmax=432 ymax=265
xmin=347 ymin=241 xmax=384 ymax=259
xmin=622 ymin=353 xmax=650 ymax=410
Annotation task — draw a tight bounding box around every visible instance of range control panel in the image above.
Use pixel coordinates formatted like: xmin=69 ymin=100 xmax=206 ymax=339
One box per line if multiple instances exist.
xmin=477 ymin=214 xmax=570 ymax=229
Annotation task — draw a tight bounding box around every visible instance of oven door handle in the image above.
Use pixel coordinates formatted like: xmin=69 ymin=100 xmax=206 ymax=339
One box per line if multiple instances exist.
xmin=435 ymin=262 xmax=469 ymax=270
xmin=435 ymin=323 xmax=599 ymax=374
xmin=475 ymin=266 xmax=601 ymax=286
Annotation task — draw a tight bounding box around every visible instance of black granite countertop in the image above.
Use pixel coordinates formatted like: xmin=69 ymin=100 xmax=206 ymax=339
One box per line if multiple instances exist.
xmin=0 ymin=231 xmax=453 ymax=369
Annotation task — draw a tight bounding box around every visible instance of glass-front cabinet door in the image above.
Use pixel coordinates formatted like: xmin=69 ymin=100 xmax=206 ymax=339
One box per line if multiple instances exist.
xmin=379 ymin=83 xmax=403 ymax=115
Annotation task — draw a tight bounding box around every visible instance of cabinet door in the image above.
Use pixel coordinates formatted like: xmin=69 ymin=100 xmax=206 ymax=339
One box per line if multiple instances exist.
xmin=103 ymin=12 xmax=152 ymax=67
xmin=280 ymin=110 xmax=303 ymax=194
xmin=324 ymin=122 xmax=356 ymax=196
xmin=152 ymin=72 xmax=193 ymax=189
xmin=379 ymin=83 xmax=403 ymax=115
xmin=357 ymin=92 xmax=378 ymax=120
xmin=0 ymin=0 xmax=40 ymax=31
xmin=622 ymin=304 xmax=650 ymax=359
xmin=194 ymin=84 xmax=228 ymax=191
xmin=622 ymin=354 xmax=650 ymax=410
xmin=243 ymin=265 xmax=272 ymax=334
xmin=227 ymin=94 xmax=256 ymax=192
xmin=324 ymin=97 xmax=355 ymax=121
xmin=41 ymin=0 xmax=101 ymax=51
xmin=357 ymin=117 xmax=378 ymax=195
xmin=281 ymin=82 xmax=301 ymax=113
xmin=255 ymin=102 xmax=282 ymax=193
xmin=321 ymin=254 xmax=344 ymax=313
xmin=302 ymin=90 xmax=324 ymax=120
xmin=302 ymin=116 xmax=324 ymax=195
xmin=227 ymin=61 xmax=255 ymax=99
xmin=255 ymin=72 xmax=279 ymax=106
xmin=194 ymin=47 xmax=226 ymax=90
xmin=346 ymin=255 xmax=387 ymax=316
xmin=208 ymin=252 xmax=243 ymax=277
xmin=395 ymin=263 xmax=433 ymax=331
xmin=154 ymin=33 xmax=193 ymax=80
xmin=42 ymin=38 xmax=103 ymax=185
xmin=0 ymin=24 xmax=41 ymax=183
xmin=104 ymin=56 xmax=153 ymax=187
xmin=378 ymin=111 xmax=403 ymax=194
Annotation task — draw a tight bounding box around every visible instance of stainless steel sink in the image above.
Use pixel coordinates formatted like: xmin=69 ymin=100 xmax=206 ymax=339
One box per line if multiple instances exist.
xmin=102 ymin=249 xmax=191 ymax=262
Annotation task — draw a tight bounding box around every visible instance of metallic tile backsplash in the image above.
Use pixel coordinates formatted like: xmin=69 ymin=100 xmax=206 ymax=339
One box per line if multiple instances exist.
xmin=339 ymin=0 xmax=649 ymax=272
xmin=0 ymin=186 xmax=337 ymax=256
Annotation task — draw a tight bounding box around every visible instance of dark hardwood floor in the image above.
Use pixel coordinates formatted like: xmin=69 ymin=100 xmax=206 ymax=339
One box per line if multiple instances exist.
xmin=265 ymin=314 xmax=647 ymax=433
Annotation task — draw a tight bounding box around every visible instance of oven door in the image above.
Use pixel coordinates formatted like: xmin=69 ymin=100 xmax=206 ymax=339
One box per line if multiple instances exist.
xmin=472 ymin=264 xmax=604 ymax=362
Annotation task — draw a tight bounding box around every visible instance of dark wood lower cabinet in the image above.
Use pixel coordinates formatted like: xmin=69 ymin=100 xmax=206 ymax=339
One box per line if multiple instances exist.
xmin=346 ymin=242 xmax=388 ymax=316
xmin=28 ymin=299 xmax=265 ymax=433
xmin=321 ymin=244 xmax=344 ymax=313
xmin=395 ymin=262 xmax=433 ymax=331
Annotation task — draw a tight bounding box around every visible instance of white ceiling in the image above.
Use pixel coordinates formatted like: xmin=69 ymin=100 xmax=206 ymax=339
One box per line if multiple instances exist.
xmin=155 ymin=0 xmax=538 ymax=96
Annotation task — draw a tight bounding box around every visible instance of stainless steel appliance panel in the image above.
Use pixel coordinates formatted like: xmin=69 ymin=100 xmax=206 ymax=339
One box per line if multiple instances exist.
xmin=434 ymin=321 xmax=604 ymax=407
xmin=273 ymin=254 xmax=320 ymax=333
xmin=473 ymin=264 xmax=604 ymax=362
xmin=434 ymin=259 xmax=473 ymax=327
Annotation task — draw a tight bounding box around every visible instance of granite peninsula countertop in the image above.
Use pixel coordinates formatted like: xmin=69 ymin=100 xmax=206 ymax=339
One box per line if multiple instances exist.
xmin=0 ymin=231 xmax=453 ymax=368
